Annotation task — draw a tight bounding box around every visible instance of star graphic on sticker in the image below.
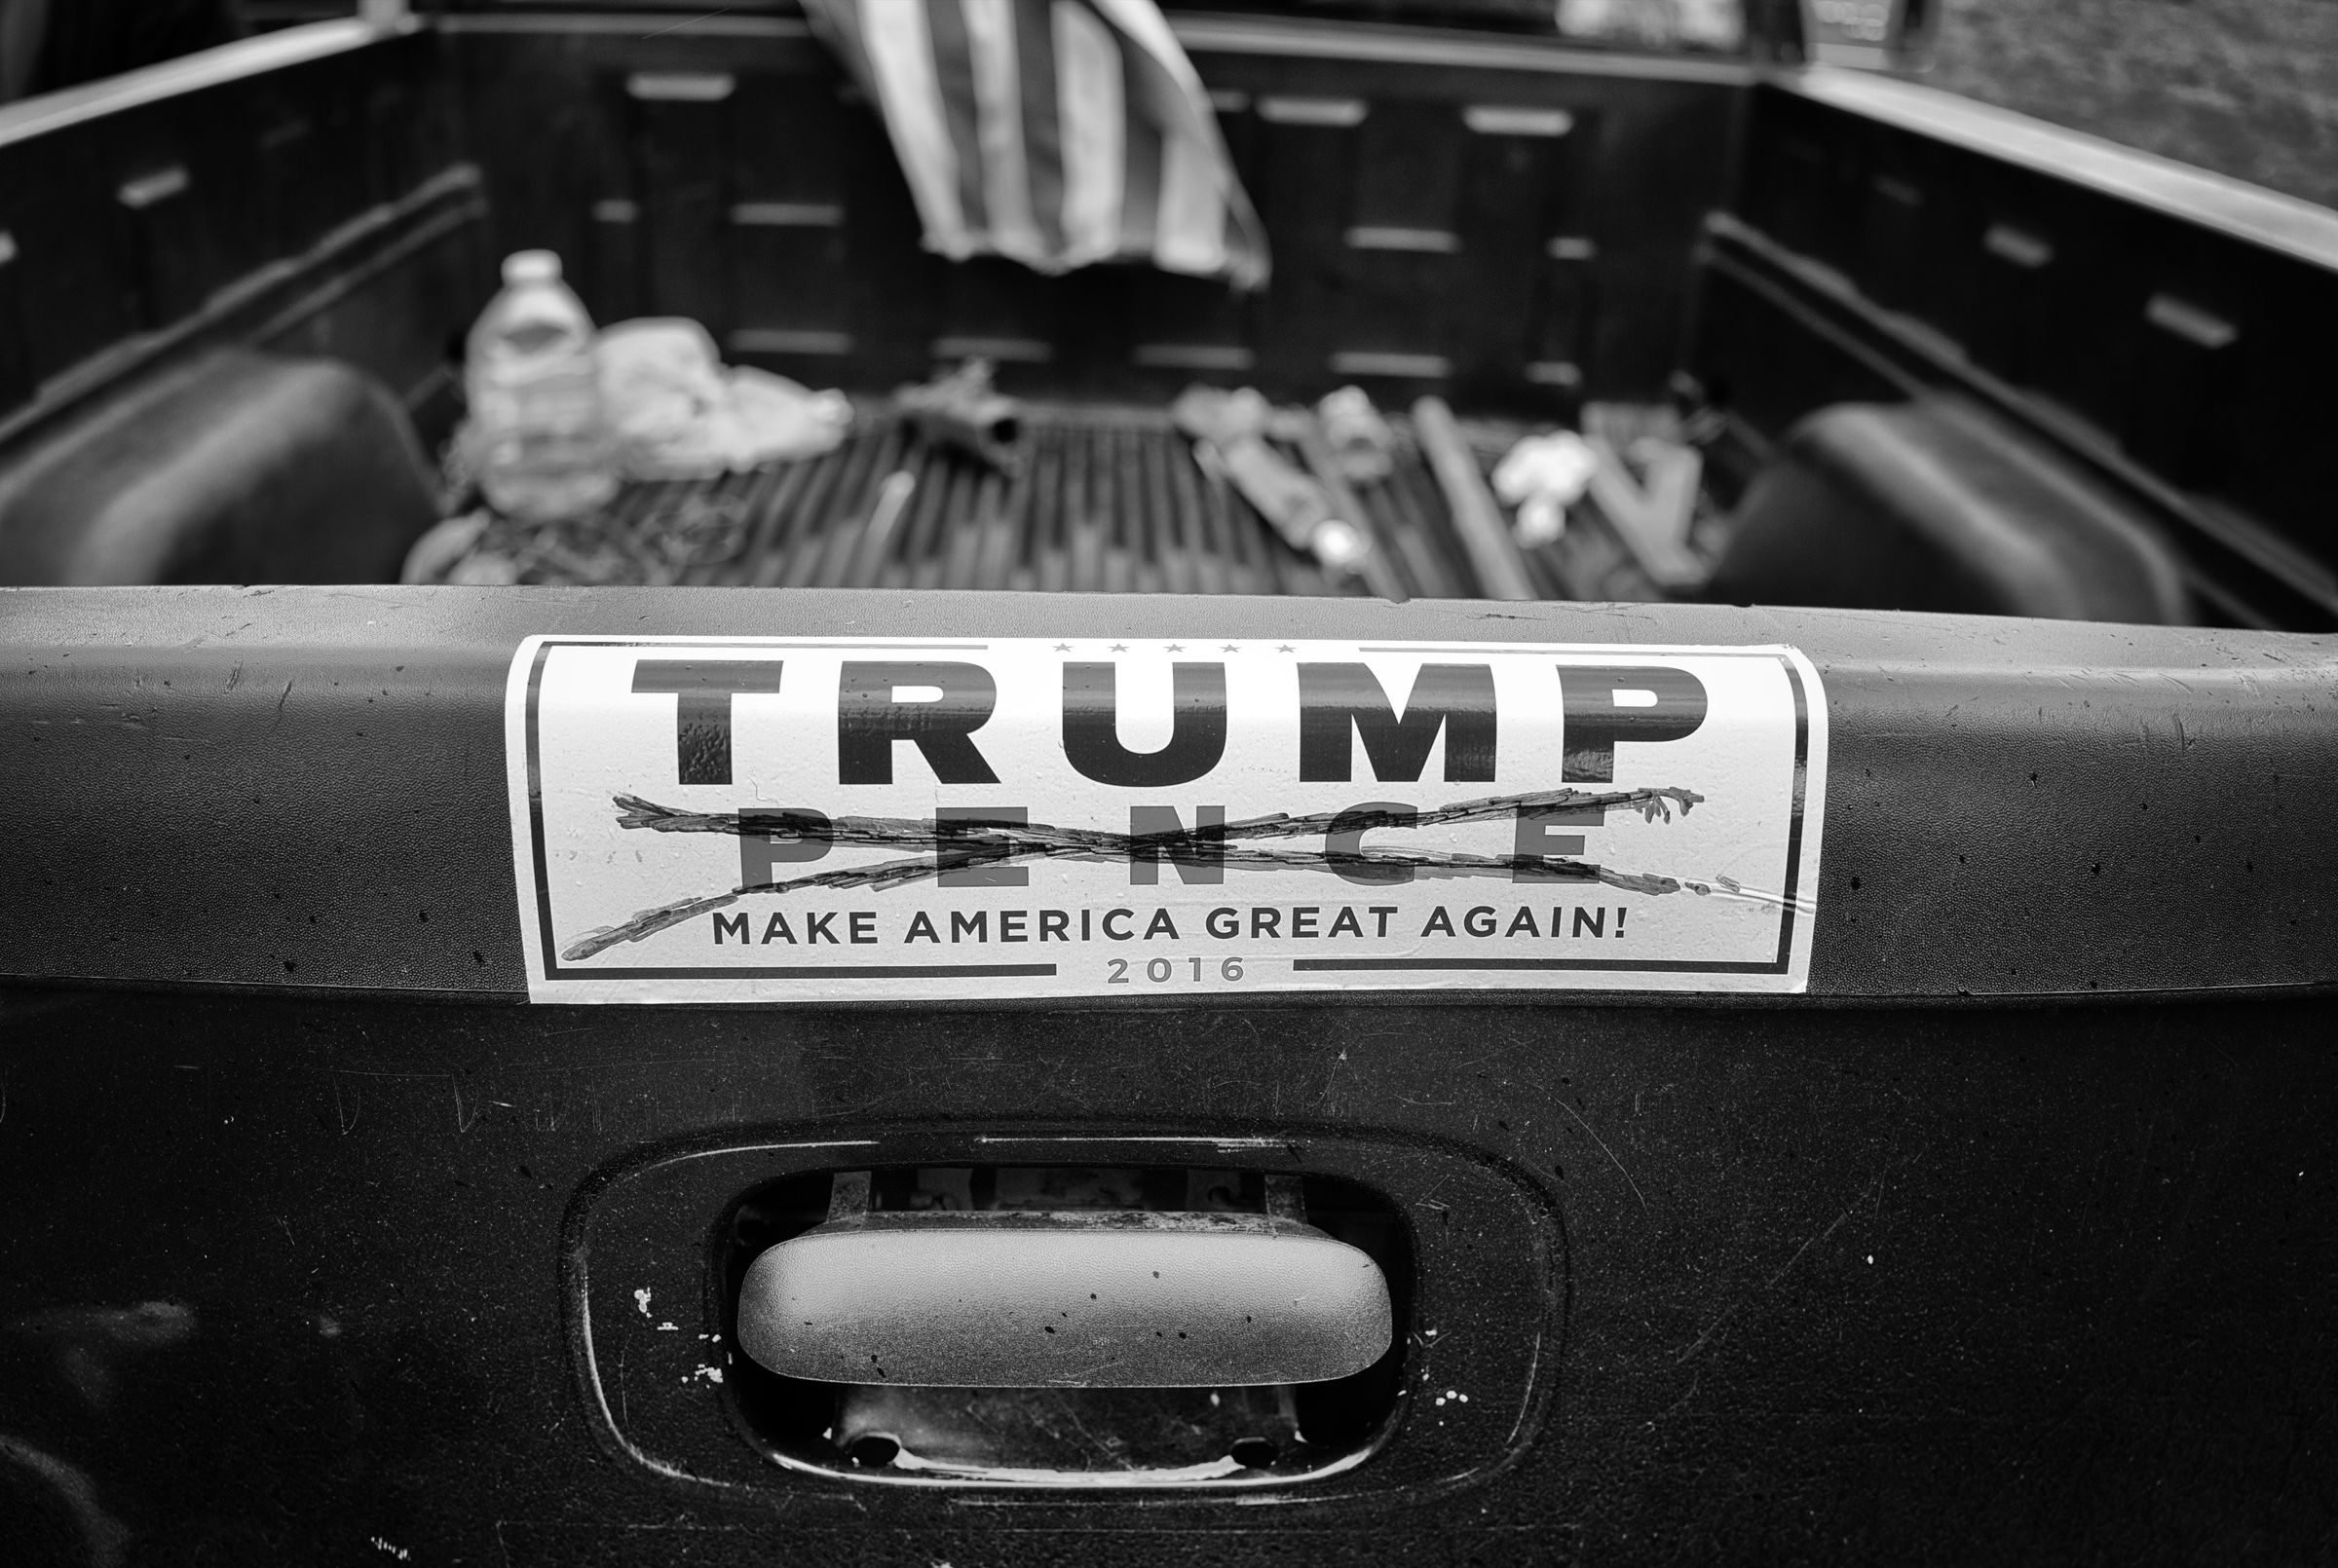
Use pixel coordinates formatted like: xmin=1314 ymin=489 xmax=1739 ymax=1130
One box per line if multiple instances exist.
xmin=1277 ymin=644 xmax=1296 ymax=653
xmin=1221 ymin=644 xmax=1240 ymax=653
xmin=1053 ymin=643 xmax=1072 ymax=652
xmin=1110 ymin=644 xmax=1127 ymax=652
xmin=1165 ymin=644 xmax=1184 ymax=653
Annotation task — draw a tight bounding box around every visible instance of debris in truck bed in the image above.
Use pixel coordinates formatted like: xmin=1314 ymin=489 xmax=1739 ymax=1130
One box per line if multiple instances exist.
xmin=402 ymin=488 xmax=750 ymax=587
xmin=1463 ymin=402 xmax=1730 ymax=602
xmin=597 ymin=317 xmax=850 ymax=480
xmin=407 ymin=399 xmax=1734 ymax=599
xmin=1492 ymin=429 xmax=1599 ymax=546
xmin=1315 ymin=386 xmax=1396 ymax=483
xmin=1412 ymin=396 xmax=1538 ymax=602
xmin=1285 ymin=403 xmax=1412 ymax=602
xmin=1580 ymin=405 xmax=1707 ymax=592
xmin=893 ymin=357 xmax=1023 ymax=474
xmin=1172 ymin=385 xmax=1371 ymax=580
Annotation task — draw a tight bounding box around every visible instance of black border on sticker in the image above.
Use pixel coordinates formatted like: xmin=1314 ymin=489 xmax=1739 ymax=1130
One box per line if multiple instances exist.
xmin=522 ymin=639 xmax=1815 ymax=987
xmin=568 ymin=964 xmax=1057 ymax=979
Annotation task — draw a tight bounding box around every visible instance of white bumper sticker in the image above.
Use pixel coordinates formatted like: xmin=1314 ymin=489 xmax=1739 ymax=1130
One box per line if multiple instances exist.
xmin=506 ymin=636 xmax=1827 ymax=1002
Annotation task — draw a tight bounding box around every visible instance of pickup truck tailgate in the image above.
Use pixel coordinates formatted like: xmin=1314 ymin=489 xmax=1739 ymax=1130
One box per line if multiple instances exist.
xmin=0 ymin=585 xmax=2332 ymax=1563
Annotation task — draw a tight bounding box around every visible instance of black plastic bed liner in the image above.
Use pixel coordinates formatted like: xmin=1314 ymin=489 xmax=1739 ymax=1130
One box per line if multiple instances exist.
xmin=464 ymin=402 xmax=1694 ymax=601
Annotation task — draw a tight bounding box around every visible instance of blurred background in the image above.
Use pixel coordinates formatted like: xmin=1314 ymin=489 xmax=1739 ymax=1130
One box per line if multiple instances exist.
xmin=1923 ymin=0 xmax=2338 ymax=211
xmin=17 ymin=1 xmax=2335 ymax=203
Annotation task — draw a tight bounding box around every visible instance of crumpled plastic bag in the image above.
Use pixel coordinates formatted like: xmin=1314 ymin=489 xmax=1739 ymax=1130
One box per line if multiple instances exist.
xmin=1492 ymin=429 xmax=1600 ymax=546
xmin=597 ymin=317 xmax=851 ymax=480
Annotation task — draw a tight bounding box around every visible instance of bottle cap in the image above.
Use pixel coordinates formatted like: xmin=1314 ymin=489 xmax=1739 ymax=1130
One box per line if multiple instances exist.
xmin=502 ymin=250 xmax=562 ymax=285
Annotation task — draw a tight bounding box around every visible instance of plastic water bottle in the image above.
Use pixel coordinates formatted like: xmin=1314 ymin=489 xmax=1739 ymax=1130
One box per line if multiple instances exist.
xmin=465 ymin=250 xmax=619 ymax=521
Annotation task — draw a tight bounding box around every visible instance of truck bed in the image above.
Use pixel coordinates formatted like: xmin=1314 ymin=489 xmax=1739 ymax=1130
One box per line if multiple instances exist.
xmin=457 ymin=401 xmax=1687 ymax=600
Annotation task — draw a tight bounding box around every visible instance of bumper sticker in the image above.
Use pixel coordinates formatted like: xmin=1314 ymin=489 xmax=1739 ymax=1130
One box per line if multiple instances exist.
xmin=506 ymin=636 xmax=1827 ymax=1001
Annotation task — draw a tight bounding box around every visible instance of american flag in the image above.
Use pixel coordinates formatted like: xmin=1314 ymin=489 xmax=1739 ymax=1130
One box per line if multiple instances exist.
xmin=804 ymin=0 xmax=1269 ymax=287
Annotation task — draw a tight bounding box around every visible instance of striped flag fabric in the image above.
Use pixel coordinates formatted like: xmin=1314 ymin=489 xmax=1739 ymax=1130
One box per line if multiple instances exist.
xmin=804 ymin=0 xmax=1269 ymax=287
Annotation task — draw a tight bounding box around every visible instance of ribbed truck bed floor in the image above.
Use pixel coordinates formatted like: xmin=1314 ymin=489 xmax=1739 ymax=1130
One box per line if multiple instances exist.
xmin=481 ymin=403 xmax=1698 ymax=601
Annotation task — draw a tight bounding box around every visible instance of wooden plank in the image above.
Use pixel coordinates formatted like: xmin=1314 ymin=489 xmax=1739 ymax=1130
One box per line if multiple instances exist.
xmin=1411 ymin=395 xmax=1537 ymax=601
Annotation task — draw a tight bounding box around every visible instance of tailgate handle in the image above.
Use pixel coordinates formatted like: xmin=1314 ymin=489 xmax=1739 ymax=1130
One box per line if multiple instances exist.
xmin=735 ymin=1174 xmax=1392 ymax=1389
